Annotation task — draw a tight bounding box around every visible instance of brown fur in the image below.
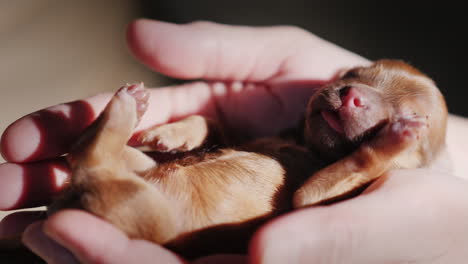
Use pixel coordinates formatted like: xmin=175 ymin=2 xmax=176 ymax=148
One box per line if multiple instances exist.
xmin=0 ymin=60 xmax=448 ymax=260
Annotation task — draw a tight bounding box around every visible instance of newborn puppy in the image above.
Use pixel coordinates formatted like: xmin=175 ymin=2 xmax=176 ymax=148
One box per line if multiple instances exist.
xmin=295 ymin=59 xmax=447 ymax=205
xmin=1 ymin=60 xmax=448 ymax=260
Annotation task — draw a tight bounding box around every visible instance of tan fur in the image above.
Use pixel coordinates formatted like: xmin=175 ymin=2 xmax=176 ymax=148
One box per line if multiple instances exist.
xmin=295 ymin=60 xmax=447 ymax=206
xmin=0 ymin=60 xmax=448 ymax=259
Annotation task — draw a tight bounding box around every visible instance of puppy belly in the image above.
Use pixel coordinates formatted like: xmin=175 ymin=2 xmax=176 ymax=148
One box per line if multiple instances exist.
xmin=153 ymin=149 xmax=287 ymax=234
xmin=141 ymin=149 xmax=288 ymax=256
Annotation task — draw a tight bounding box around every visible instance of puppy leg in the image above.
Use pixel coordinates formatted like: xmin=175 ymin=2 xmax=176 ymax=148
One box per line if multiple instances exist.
xmin=68 ymin=83 xmax=156 ymax=172
xmin=294 ymin=115 xmax=428 ymax=207
xmin=138 ymin=115 xmax=226 ymax=152
xmin=62 ymin=84 xmax=178 ymax=243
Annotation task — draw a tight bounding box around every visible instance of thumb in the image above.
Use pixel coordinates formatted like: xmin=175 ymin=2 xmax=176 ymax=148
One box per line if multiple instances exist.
xmin=249 ymin=170 xmax=468 ymax=264
xmin=43 ymin=210 xmax=185 ymax=264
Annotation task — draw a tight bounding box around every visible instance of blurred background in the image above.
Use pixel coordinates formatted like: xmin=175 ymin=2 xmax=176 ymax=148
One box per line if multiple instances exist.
xmin=0 ymin=0 xmax=466 ymax=218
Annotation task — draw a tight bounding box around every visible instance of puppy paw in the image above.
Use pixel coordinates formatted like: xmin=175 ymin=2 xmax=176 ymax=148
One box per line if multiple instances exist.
xmin=116 ymin=83 xmax=149 ymax=124
xmin=374 ymin=114 xmax=428 ymax=151
xmin=67 ymin=83 xmax=150 ymax=171
xmin=139 ymin=116 xmax=208 ymax=152
xmin=388 ymin=114 xmax=428 ymax=144
xmin=140 ymin=125 xmax=190 ymax=152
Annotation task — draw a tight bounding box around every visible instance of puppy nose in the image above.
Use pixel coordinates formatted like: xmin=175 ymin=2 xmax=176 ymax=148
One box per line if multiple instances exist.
xmin=340 ymin=86 xmax=365 ymax=108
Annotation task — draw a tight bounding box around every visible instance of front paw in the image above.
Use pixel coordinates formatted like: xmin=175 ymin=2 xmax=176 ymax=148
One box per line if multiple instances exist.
xmin=390 ymin=114 xmax=427 ymax=141
xmin=138 ymin=116 xmax=208 ymax=152
xmin=374 ymin=114 xmax=428 ymax=151
xmin=139 ymin=125 xmax=193 ymax=152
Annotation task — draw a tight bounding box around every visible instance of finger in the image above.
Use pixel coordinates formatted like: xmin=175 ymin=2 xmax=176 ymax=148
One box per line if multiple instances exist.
xmin=22 ymin=221 xmax=79 ymax=264
xmin=1 ymin=81 xmax=316 ymax=163
xmin=43 ymin=210 xmax=185 ymax=264
xmin=127 ymin=19 xmax=368 ymax=82
xmin=0 ymin=159 xmax=69 ymax=210
xmin=0 ymin=83 xmax=219 ymax=163
xmin=1 ymin=94 xmax=107 ymax=163
xmin=250 ymin=170 xmax=468 ymax=264
xmin=3 ymin=20 xmax=369 ymax=163
xmin=136 ymin=81 xmax=323 ymax=141
xmin=0 ymin=85 xmax=198 ymax=162
xmin=0 ymin=210 xmax=45 ymax=237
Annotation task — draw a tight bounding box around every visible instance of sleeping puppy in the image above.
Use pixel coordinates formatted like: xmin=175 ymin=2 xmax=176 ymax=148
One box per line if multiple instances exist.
xmin=1 ymin=59 xmax=448 ymax=260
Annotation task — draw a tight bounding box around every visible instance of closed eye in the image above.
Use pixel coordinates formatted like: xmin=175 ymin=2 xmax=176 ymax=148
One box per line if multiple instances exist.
xmin=342 ymin=70 xmax=359 ymax=79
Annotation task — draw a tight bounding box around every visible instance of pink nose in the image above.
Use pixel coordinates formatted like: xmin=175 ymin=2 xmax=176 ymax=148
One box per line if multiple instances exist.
xmin=340 ymin=87 xmax=365 ymax=108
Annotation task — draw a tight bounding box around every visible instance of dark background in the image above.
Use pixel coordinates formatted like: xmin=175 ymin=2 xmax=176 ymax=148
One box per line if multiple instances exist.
xmin=139 ymin=0 xmax=467 ymax=116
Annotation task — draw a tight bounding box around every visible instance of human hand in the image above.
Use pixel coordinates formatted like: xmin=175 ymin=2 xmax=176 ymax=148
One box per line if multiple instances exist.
xmin=249 ymin=114 xmax=468 ymax=264
xmin=249 ymin=113 xmax=468 ymax=264
xmin=1 ymin=19 xmax=467 ymax=263
xmin=250 ymin=167 xmax=468 ymax=263
xmin=0 ymin=19 xmax=365 ymax=263
xmin=0 ymin=18 xmax=367 ymax=208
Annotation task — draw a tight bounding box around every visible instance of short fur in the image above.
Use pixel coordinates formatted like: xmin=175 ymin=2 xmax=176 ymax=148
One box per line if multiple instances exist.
xmin=1 ymin=60 xmax=448 ymax=260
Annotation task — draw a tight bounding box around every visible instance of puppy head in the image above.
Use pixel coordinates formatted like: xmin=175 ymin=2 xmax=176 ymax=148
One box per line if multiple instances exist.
xmin=304 ymin=59 xmax=447 ymax=162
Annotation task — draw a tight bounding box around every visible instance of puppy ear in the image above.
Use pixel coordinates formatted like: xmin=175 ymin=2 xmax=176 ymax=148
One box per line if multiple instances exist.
xmin=332 ymin=67 xmax=351 ymax=81
xmin=333 ymin=66 xmax=362 ymax=81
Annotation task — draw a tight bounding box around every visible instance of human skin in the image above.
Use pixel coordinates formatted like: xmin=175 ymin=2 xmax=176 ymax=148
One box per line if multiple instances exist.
xmin=1 ymin=19 xmax=467 ymax=264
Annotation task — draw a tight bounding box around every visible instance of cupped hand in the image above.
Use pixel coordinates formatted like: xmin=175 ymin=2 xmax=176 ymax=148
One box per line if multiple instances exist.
xmin=251 ymin=168 xmax=468 ymax=264
xmin=0 ymin=19 xmax=365 ymax=263
xmin=1 ymin=19 xmax=467 ymax=264
xmin=0 ymin=19 xmax=367 ymax=210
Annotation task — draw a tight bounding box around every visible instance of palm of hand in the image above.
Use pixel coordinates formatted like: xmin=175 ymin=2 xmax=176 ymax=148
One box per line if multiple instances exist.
xmin=0 ymin=20 xmax=467 ymax=264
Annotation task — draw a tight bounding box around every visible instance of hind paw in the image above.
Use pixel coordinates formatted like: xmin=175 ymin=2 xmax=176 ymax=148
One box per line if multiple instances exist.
xmin=116 ymin=83 xmax=149 ymax=123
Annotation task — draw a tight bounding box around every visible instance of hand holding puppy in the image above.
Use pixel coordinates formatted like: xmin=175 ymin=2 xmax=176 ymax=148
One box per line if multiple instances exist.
xmin=1 ymin=20 xmax=468 ymax=264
